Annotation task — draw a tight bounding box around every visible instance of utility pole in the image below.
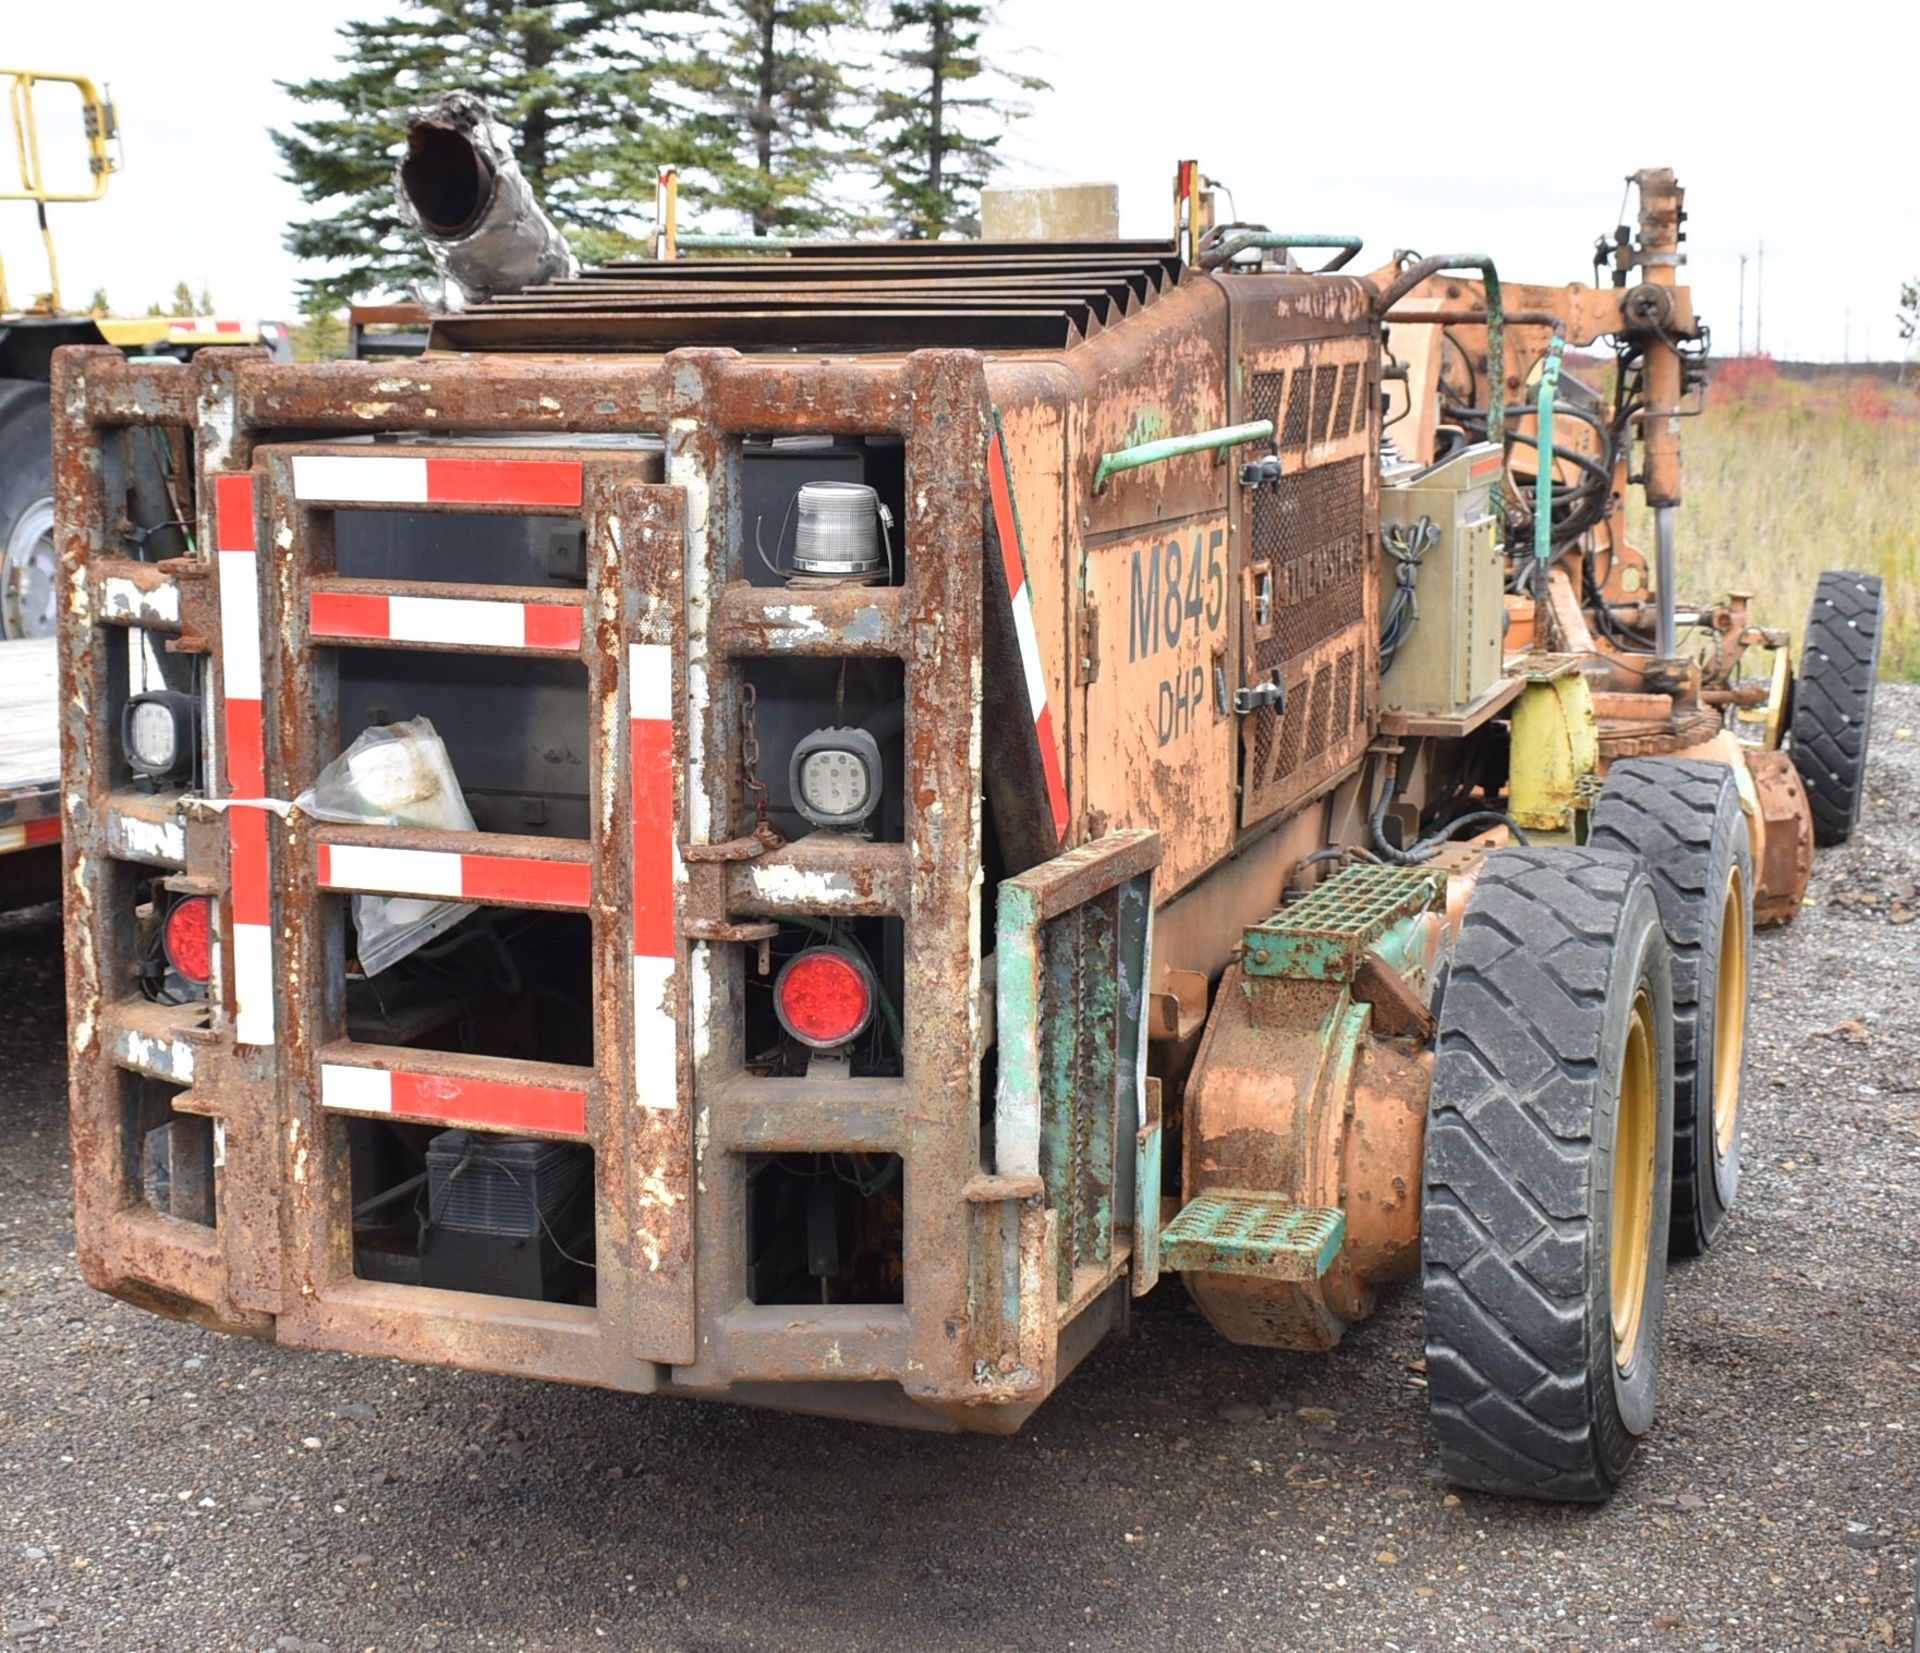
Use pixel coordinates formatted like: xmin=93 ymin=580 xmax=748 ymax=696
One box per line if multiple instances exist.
xmin=1738 ymin=251 xmax=1748 ymax=356
xmin=1756 ymin=237 xmax=1765 ymax=356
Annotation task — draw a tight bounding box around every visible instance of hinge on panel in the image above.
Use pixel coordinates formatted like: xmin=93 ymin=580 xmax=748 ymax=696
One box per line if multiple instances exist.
xmin=1076 ymin=601 xmax=1100 ymax=685
xmin=1232 ymin=669 xmax=1286 ymax=717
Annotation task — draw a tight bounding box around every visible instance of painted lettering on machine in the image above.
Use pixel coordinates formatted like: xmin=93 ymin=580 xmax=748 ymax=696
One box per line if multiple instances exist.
xmin=1084 ymin=512 xmax=1235 ymax=899
xmin=1127 ymin=523 xmax=1227 ymax=748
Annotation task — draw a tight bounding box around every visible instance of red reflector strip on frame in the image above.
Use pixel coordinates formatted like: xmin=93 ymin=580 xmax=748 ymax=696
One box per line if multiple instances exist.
xmin=319 ymin=1062 xmax=586 ymax=1138
xmin=316 ymin=842 xmax=592 ymax=909
xmin=0 ymin=817 xmax=60 ymax=855
xmin=309 ymin=591 xmax=584 ymax=653
xmin=288 ymin=454 xmax=584 ymax=508
xmin=986 ymin=428 xmax=1070 ymax=840
xmin=629 ymin=642 xmax=677 ymax=1111
xmin=214 ymin=472 xmax=275 ymax=1047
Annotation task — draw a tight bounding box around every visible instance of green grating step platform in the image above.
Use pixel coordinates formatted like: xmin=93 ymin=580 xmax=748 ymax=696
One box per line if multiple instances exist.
xmin=1159 ymin=1192 xmax=1346 ymax=1281
xmin=1242 ymin=862 xmax=1443 ymax=982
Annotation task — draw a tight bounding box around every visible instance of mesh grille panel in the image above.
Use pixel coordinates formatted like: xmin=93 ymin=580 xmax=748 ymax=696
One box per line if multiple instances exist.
xmin=1333 ymin=363 xmax=1359 ymax=436
xmin=1281 ymin=368 xmax=1313 ymax=447
xmin=1241 ymin=455 xmax=1370 ymax=815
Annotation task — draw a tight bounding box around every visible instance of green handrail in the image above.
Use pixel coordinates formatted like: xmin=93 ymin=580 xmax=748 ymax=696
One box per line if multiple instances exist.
xmin=673 ymin=232 xmax=794 ymax=254
xmin=1533 ymin=333 xmax=1565 ymax=571
xmin=1092 ymin=419 xmax=1275 ymax=495
xmin=1197 ymin=232 xmax=1364 ymax=272
xmin=1375 ymin=255 xmax=1505 ymax=469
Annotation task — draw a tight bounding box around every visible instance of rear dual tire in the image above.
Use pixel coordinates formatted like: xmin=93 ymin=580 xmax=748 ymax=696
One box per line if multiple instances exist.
xmin=1590 ymin=758 xmax=1751 ymax=1256
xmin=1423 ymin=848 xmax=1674 ymax=1501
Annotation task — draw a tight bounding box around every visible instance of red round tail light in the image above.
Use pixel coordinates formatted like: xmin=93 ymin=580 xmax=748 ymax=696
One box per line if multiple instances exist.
xmin=162 ymin=895 xmax=212 ymax=984
xmin=773 ymin=946 xmax=875 ymax=1050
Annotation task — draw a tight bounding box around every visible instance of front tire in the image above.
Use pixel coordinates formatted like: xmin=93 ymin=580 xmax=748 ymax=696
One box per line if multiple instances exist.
xmin=1790 ymin=570 xmax=1883 ymax=845
xmin=1589 ymin=758 xmax=1751 ymax=1256
xmin=1423 ymin=847 xmax=1675 ymax=1501
xmin=0 ymin=378 xmax=55 ymax=641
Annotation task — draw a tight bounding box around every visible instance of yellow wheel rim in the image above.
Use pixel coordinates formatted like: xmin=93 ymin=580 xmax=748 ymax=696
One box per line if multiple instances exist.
xmin=1611 ymin=989 xmax=1658 ymax=1371
xmin=1713 ymin=868 xmax=1746 ymax=1158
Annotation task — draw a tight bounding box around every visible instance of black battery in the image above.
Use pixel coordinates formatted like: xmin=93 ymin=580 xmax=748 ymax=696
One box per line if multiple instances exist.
xmin=419 ymin=1130 xmax=595 ymax=1302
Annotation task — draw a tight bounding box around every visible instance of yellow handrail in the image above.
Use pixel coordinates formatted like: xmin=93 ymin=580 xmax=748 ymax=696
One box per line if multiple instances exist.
xmin=0 ymin=68 xmax=119 ymax=313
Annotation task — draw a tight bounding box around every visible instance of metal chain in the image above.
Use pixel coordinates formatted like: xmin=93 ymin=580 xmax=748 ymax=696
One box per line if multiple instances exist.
xmin=739 ymin=683 xmax=783 ymax=848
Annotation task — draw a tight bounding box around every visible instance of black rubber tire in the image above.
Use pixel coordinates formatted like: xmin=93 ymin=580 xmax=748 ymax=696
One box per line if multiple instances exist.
xmin=0 ymin=378 xmax=54 ymax=641
xmin=1423 ymin=847 xmax=1675 ymax=1502
xmin=1790 ymin=570 xmax=1883 ymax=846
xmin=1590 ymin=758 xmax=1752 ymax=1257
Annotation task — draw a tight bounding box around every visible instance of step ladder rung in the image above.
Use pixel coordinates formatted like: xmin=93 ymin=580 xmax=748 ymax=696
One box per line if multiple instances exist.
xmin=1159 ymin=1191 xmax=1345 ymax=1280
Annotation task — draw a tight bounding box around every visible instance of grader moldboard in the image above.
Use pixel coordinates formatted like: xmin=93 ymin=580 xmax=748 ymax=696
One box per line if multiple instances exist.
xmin=52 ymin=103 xmax=1882 ymax=1502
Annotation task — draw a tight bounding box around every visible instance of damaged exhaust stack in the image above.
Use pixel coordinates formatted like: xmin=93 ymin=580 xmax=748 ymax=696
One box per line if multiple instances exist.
xmin=396 ymin=91 xmax=576 ymax=306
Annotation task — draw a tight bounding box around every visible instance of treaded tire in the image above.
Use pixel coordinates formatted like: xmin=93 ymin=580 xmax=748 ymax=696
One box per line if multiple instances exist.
xmin=1590 ymin=758 xmax=1751 ymax=1257
xmin=1790 ymin=570 xmax=1883 ymax=845
xmin=1423 ymin=847 xmax=1674 ymax=1502
xmin=0 ymin=378 xmax=54 ymax=641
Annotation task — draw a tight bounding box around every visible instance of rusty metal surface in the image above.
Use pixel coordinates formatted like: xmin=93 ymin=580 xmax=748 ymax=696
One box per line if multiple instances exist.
xmin=1748 ymin=747 xmax=1816 ymax=928
xmin=430 ymin=242 xmax=1184 ymax=355
xmin=51 ymin=335 xmax=1077 ymax=1426
xmin=1180 ymin=957 xmax=1432 ymax=1352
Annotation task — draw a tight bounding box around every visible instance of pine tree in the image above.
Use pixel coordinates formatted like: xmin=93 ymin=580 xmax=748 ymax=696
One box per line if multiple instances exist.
xmin=145 ymin=280 xmax=203 ymax=318
xmin=291 ymin=306 xmax=349 ymax=363
xmin=870 ymin=2 xmax=1045 ymax=239
xmin=274 ymin=1 xmax=703 ymax=307
xmin=661 ymin=1 xmax=868 ymax=238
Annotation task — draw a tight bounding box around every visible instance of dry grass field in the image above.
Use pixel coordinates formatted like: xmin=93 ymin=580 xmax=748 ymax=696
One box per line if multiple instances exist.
xmin=1627 ymin=359 xmax=1920 ymax=680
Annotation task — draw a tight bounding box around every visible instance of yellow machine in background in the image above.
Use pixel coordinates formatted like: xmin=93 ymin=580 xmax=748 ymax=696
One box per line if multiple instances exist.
xmin=0 ymin=66 xmax=285 ymax=643
xmin=0 ymin=67 xmax=118 ymax=315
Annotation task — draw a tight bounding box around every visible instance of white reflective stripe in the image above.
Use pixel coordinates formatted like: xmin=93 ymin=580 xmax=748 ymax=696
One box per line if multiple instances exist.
xmin=217 ymin=551 xmax=262 ymax=699
xmin=320 ymin=1064 xmax=394 ymax=1114
xmin=629 ymin=642 xmax=672 ymax=720
xmin=388 ymin=595 xmax=526 ymax=648
xmin=291 ymin=455 xmax=430 ymax=504
xmin=0 ymin=824 xmax=23 ymax=854
xmin=232 ymin=922 xmax=276 ymax=1046
xmin=1009 ymin=587 xmax=1048 ymax=722
xmin=324 ymin=844 xmax=464 ymax=898
xmin=632 ymin=954 xmax=676 ymax=1109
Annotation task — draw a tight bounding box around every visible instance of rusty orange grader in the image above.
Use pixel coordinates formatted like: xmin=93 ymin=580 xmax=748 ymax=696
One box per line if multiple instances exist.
xmin=51 ymin=109 xmax=1880 ymax=1502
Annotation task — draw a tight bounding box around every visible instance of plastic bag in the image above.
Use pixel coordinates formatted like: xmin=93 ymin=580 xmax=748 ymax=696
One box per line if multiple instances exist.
xmin=295 ymin=717 xmax=477 ymax=977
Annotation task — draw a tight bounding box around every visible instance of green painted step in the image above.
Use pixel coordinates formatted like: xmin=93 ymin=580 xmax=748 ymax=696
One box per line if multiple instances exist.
xmin=1159 ymin=1192 xmax=1345 ymax=1281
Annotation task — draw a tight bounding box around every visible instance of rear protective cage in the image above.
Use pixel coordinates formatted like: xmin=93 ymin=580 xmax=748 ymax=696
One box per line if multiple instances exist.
xmin=51 ymin=344 xmax=1124 ymax=1425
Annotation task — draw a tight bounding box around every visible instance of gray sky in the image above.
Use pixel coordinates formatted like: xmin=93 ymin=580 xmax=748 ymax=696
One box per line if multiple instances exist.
xmin=6 ymin=0 xmax=1911 ymax=362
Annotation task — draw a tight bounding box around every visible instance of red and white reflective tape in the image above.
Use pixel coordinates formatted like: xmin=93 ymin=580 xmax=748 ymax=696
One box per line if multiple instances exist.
xmin=986 ymin=429 xmax=1070 ymax=840
xmin=309 ymin=591 xmax=583 ymax=653
xmin=320 ymin=1062 xmax=586 ymax=1138
xmin=215 ymin=473 xmax=275 ymax=1047
xmin=317 ymin=841 xmax=591 ymax=909
xmin=289 ymin=454 xmax=583 ymax=509
xmin=0 ymin=816 xmax=60 ymax=856
xmin=629 ymin=642 xmax=677 ymax=1110
xmin=168 ymin=318 xmax=246 ymax=336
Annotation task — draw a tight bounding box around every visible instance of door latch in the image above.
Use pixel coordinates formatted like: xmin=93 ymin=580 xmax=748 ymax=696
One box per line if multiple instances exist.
xmin=1232 ymin=670 xmax=1287 ymax=716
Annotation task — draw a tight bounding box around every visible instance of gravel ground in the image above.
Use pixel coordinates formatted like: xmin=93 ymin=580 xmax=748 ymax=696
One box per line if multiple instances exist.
xmin=3 ymin=686 xmax=1919 ymax=1653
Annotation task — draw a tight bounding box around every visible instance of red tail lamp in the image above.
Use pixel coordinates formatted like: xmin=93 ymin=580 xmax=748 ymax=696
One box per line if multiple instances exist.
xmin=162 ymin=895 xmax=212 ymax=984
xmin=773 ymin=946 xmax=875 ymax=1050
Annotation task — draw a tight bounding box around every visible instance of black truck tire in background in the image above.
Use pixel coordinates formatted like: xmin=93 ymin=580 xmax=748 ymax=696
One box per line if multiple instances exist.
xmin=0 ymin=378 xmax=56 ymax=641
xmin=1790 ymin=570 xmax=1884 ymax=846
xmin=1422 ymin=848 xmax=1675 ymax=1502
xmin=1589 ymin=758 xmax=1752 ymax=1257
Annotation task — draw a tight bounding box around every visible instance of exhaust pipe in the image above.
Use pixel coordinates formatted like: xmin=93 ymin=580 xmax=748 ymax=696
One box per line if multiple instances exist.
xmin=395 ymin=91 xmax=576 ymax=306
